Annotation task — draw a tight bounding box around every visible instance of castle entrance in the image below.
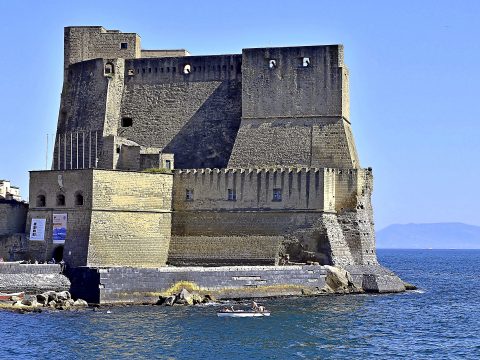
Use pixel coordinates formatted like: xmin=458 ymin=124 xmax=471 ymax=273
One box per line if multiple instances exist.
xmin=53 ymin=246 xmax=64 ymax=263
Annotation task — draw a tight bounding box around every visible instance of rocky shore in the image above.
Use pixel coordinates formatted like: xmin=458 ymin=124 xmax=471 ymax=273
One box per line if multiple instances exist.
xmin=0 ymin=290 xmax=88 ymax=313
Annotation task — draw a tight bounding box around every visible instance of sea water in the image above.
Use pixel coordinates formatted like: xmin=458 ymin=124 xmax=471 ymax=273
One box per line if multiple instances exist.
xmin=1 ymin=250 xmax=479 ymax=359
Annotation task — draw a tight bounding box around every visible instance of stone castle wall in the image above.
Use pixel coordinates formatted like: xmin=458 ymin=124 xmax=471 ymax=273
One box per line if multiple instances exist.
xmin=0 ymin=200 xmax=28 ymax=236
xmin=26 ymin=170 xmax=173 ymax=268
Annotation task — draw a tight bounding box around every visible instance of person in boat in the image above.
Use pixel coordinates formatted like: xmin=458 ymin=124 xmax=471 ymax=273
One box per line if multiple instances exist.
xmin=252 ymin=301 xmax=258 ymax=311
xmin=258 ymin=305 xmax=265 ymax=313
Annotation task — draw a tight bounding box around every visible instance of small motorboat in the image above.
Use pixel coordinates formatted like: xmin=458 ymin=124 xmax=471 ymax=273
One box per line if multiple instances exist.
xmin=0 ymin=292 xmax=25 ymax=301
xmin=217 ymin=309 xmax=270 ymax=317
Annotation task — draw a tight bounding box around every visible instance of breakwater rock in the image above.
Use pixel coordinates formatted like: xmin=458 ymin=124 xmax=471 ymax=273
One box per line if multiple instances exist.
xmin=0 ymin=290 xmax=88 ymax=313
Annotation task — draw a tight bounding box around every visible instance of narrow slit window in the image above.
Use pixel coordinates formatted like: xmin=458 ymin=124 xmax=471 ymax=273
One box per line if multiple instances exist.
xmin=185 ymin=189 xmax=194 ymax=201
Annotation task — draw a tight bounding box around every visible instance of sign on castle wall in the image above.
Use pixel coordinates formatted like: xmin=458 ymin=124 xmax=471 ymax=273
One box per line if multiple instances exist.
xmin=52 ymin=213 xmax=67 ymax=244
xmin=30 ymin=219 xmax=46 ymax=241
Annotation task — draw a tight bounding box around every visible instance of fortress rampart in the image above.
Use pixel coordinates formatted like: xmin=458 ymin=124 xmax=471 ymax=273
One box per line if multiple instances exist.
xmin=5 ymin=26 xmax=407 ymax=300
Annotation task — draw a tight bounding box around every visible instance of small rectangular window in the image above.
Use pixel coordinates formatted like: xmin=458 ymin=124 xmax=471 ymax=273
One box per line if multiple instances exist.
xmin=120 ymin=42 xmax=128 ymax=49
xmin=273 ymin=188 xmax=282 ymax=202
xmin=186 ymin=189 xmax=194 ymax=201
xmin=121 ymin=117 xmax=133 ymax=127
xmin=165 ymin=160 xmax=171 ymax=169
xmin=227 ymin=189 xmax=236 ymax=201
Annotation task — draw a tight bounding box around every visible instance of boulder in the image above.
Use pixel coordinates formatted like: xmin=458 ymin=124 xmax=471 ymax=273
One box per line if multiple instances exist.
xmin=164 ymin=295 xmax=176 ymax=306
xmin=192 ymin=294 xmax=203 ymax=305
xmin=57 ymin=291 xmax=71 ymax=301
xmin=47 ymin=292 xmax=58 ymax=303
xmin=21 ymin=298 xmax=33 ymax=306
xmin=36 ymin=294 xmax=48 ymax=305
xmin=324 ymin=265 xmax=355 ymax=292
xmin=48 ymin=300 xmax=57 ymax=308
xmin=73 ymin=299 xmax=88 ymax=307
xmin=178 ymin=288 xmax=194 ymax=305
xmin=202 ymin=294 xmax=215 ymax=303
xmin=156 ymin=296 xmax=167 ymax=305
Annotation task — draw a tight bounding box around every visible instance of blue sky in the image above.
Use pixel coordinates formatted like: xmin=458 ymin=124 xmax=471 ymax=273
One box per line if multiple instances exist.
xmin=0 ymin=1 xmax=478 ymax=229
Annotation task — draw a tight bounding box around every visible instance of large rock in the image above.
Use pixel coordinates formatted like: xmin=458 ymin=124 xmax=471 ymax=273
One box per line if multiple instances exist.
xmin=164 ymin=295 xmax=176 ymax=306
xmin=178 ymin=288 xmax=194 ymax=305
xmin=73 ymin=299 xmax=88 ymax=307
xmin=57 ymin=291 xmax=71 ymax=301
xmin=324 ymin=266 xmax=355 ymax=292
xmin=36 ymin=293 xmax=48 ymax=305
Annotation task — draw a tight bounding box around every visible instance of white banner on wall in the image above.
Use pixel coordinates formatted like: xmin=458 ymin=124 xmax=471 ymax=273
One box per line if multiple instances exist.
xmin=30 ymin=219 xmax=46 ymax=241
xmin=52 ymin=213 xmax=67 ymax=244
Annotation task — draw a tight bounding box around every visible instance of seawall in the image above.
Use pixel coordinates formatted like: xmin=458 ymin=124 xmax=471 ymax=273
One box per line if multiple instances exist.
xmin=68 ymin=264 xmax=405 ymax=304
xmin=0 ymin=263 xmax=70 ymax=293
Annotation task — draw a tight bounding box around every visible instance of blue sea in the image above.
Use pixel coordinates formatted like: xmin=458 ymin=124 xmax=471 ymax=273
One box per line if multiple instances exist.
xmin=1 ymin=250 xmax=479 ymax=359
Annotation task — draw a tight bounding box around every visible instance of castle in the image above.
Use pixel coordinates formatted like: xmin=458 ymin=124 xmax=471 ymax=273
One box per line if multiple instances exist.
xmin=5 ymin=26 xmax=406 ymax=301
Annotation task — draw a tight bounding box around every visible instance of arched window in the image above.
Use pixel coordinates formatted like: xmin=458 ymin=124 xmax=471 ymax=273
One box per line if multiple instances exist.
xmin=75 ymin=192 xmax=84 ymax=206
xmin=36 ymin=194 xmax=46 ymax=207
xmin=56 ymin=193 xmax=65 ymax=206
xmin=104 ymin=62 xmax=114 ymax=75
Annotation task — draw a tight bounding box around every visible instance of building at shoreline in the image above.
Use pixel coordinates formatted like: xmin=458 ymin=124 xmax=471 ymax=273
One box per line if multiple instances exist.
xmin=24 ymin=26 xmax=378 ymax=269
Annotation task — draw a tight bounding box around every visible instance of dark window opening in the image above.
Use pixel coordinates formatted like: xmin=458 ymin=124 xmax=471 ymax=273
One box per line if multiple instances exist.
xmin=142 ymin=68 xmax=145 ymax=73
xmin=167 ymin=67 xmax=170 ymax=72
xmin=172 ymin=67 xmax=176 ymax=73
xmin=148 ymin=68 xmax=151 ymax=73
xmin=268 ymin=59 xmax=277 ymax=69
xmin=120 ymin=42 xmax=128 ymax=49
xmin=227 ymin=189 xmax=237 ymax=201
xmin=104 ymin=63 xmax=114 ymax=74
xmin=36 ymin=194 xmax=46 ymax=207
xmin=302 ymin=57 xmax=311 ymax=67
xmin=185 ymin=189 xmax=194 ymax=201
xmin=121 ymin=117 xmax=133 ymax=127
xmin=116 ymin=146 xmax=121 ymax=154
xmin=165 ymin=160 xmax=171 ymax=169
xmin=56 ymin=194 xmax=65 ymax=206
xmin=230 ymin=65 xmax=234 ymax=70
xmin=222 ymin=65 xmax=226 ymax=70
xmin=161 ymin=68 xmax=164 ymax=73
xmin=75 ymin=192 xmax=84 ymax=206
xmin=273 ymin=188 xmax=282 ymax=202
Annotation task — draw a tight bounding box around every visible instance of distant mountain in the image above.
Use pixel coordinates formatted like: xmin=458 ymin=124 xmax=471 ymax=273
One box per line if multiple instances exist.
xmin=376 ymin=223 xmax=480 ymax=249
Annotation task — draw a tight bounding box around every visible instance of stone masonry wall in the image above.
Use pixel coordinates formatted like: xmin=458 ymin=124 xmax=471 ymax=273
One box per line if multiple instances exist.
xmin=228 ymin=45 xmax=358 ymax=169
xmin=64 ymin=26 xmax=140 ymax=74
xmin=168 ymin=236 xmax=282 ymax=266
xmin=0 ymin=200 xmax=28 ymax=236
xmin=69 ymin=265 xmax=327 ymax=304
xmin=119 ymin=55 xmax=242 ymax=169
xmin=86 ymin=170 xmax=173 ymax=267
xmin=27 ymin=170 xmax=93 ymax=265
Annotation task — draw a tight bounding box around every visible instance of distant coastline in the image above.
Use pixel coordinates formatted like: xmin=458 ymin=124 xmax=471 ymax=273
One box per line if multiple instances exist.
xmin=376 ymin=223 xmax=480 ymax=249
